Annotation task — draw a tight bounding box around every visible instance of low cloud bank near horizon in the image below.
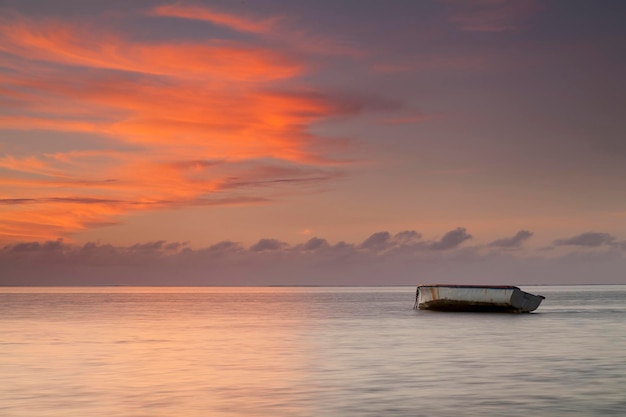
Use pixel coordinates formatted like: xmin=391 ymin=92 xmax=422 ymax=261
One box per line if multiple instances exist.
xmin=2 ymin=229 xmax=625 ymax=286
xmin=553 ymin=232 xmax=620 ymax=248
xmin=489 ymin=230 xmax=533 ymax=249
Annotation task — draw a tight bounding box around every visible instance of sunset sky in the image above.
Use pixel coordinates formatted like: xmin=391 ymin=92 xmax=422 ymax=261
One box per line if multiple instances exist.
xmin=1 ymin=0 xmax=626 ymax=285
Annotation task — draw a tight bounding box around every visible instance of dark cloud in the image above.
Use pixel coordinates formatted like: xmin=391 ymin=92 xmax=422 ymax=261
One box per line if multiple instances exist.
xmin=358 ymin=230 xmax=423 ymax=253
xmin=430 ymin=227 xmax=472 ymax=250
xmin=392 ymin=230 xmax=422 ymax=244
xmin=0 ymin=198 xmax=37 ymax=205
xmin=250 ymin=238 xmax=287 ymax=252
xmin=489 ymin=230 xmax=533 ymax=249
xmin=301 ymin=237 xmax=330 ymax=251
xmin=553 ymin=232 xmax=615 ymax=247
xmin=332 ymin=241 xmax=354 ymax=251
xmin=0 ymin=197 xmax=125 ymax=205
xmin=8 ymin=241 xmax=43 ymax=252
xmin=359 ymin=232 xmax=391 ymax=250
xmin=219 ymin=166 xmax=344 ymax=190
xmin=2 ymin=229 xmax=626 ymax=285
xmin=206 ymin=241 xmax=242 ymax=253
xmin=125 ymin=240 xmax=190 ymax=253
xmin=9 ymin=239 xmax=64 ymax=252
xmin=129 ymin=241 xmax=167 ymax=251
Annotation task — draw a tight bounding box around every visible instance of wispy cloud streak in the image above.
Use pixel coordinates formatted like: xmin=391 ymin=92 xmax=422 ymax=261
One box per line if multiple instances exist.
xmin=150 ymin=3 xmax=283 ymax=34
xmin=0 ymin=8 xmax=385 ymax=241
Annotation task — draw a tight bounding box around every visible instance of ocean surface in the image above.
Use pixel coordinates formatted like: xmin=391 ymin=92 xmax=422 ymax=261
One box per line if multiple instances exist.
xmin=1 ymin=285 xmax=625 ymax=417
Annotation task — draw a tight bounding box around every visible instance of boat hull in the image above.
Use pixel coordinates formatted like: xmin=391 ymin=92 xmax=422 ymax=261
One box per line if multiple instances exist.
xmin=414 ymin=285 xmax=544 ymax=313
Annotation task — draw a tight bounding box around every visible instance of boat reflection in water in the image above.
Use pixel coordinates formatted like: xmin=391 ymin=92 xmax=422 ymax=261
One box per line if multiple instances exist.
xmin=414 ymin=285 xmax=545 ymax=313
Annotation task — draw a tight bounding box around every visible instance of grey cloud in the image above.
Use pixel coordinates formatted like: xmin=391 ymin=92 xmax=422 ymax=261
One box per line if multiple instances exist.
xmin=206 ymin=241 xmax=242 ymax=252
xmin=392 ymin=230 xmax=422 ymax=244
xmin=216 ymin=161 xmax=345 ymax=191
xmin=9 ymin=239 xmax=64 ymax=252
xmin=359 ymin=232 xmax=391 ymax=250
xmin=489 ymin=230 xmax=533 ymax=249
xmin=77 ymin=242 xmax=119 ymax=266
xmin=9 ymin=241 xmax=44 ymax=252
xmin=430 ymin=227 xmax=472 ymax=250
xmin=221 ymin=175 xmax=341 ymax=190
xmin=553 ymin=232 xmax=615 ymax=247
xmin=302 ymin=237 xmax=330 ymax=251
xmin=0 ymin=198 xmax=37 ymax=205
xmin=358 ymin=230 xmax=423 ymax=252
xmin=129 ymin=241 xmax=167 ymax=251
xmin=2 ymin=230 xmax=626 ymax=286
xmin=0 ymin=197 xmax=125 ymax=205
xmin=250 ymin=238 xmax=287 ymax=252
xmin=332 ymin=241 xmax=354 ymax=250
xmin=127 ymin=240 xmax=189 ymax=253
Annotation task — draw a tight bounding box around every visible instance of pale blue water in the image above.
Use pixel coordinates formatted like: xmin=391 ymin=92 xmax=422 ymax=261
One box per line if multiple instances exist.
xmin=0 ymin=286 xmax=625 ymax=417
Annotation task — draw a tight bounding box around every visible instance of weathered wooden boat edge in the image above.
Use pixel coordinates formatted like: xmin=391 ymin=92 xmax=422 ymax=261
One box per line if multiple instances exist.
xmin=414 ymin=284 xmax=545 ymax=313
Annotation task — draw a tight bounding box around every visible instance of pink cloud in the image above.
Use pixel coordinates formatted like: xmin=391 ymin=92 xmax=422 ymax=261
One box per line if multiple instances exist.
xmin=151 ymin=2 xmax=362 ymax=58
xmin=150 ymin=3 xmax=283 ymax=34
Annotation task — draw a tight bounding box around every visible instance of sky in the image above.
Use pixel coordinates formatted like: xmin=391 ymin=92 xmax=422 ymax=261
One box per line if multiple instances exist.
xmin=1 ymin=0 xmax=626 ymax=285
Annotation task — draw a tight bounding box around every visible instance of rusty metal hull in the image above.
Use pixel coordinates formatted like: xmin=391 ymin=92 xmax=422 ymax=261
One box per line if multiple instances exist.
xmin=414 ymin=285 xmax=545 ymax=313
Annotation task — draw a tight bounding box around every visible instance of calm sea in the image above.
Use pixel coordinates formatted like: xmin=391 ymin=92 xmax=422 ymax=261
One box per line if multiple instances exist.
xmin=1 ymin=285 xmax=625 ymax=417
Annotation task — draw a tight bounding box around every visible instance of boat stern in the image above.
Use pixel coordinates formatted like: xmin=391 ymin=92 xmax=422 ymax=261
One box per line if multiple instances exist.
xmin=510 ymin=288 xmax=545 ymax=312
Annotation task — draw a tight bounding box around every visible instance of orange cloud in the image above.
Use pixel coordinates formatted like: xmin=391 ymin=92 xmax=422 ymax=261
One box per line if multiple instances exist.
xmin=0 ymin=153 xmax=226 ymax=240
xmin=0 ymin=10 xmax=380 ymax=242
xmin=0 ymin=201 xmax=125 ymax=241
xmin=0 ymin=19 xmax=300 ymax=82
xmin=2 ymin=66 xmax=362 ymax=162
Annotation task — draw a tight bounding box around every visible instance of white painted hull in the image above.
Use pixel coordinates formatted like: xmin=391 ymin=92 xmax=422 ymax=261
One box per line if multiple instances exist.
xmin=414 ymin=285 xmax=545 ymax=313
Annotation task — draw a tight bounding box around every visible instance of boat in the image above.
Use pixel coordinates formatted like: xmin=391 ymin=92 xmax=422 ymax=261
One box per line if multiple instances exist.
xmin=414 ymin=284 xmax=545 ymax=313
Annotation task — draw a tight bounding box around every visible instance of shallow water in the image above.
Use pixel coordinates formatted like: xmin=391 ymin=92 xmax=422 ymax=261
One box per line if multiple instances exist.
xmin=1 ymin=285 xmax=625 ymax=416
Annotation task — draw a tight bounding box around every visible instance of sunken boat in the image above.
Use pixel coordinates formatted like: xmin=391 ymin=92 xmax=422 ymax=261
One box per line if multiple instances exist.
xmin=414 ymin=285 xmax=545 ymax=313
